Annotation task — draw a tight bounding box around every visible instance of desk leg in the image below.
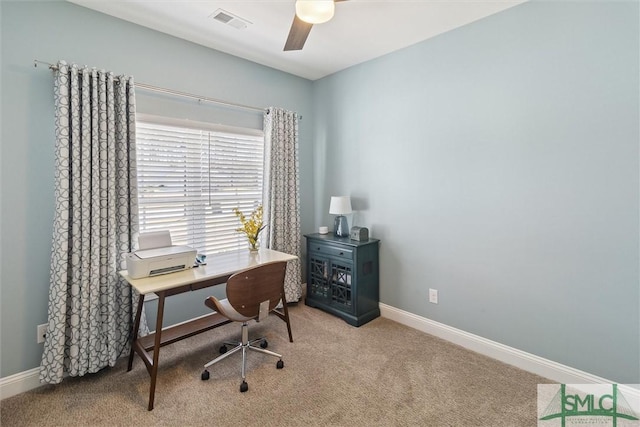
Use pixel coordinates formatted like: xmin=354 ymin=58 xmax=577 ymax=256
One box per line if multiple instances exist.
xmin=128 ymin=293 xmax=145 ymax=371
xmin=281 ymin=294 xmax=294 ymax=343
xmin=148 ymin=292 xmax=165 ymax=411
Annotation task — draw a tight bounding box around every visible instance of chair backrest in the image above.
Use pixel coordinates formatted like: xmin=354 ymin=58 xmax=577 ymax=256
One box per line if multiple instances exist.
xmin=225 ymin=261 xmax=287 ymax=320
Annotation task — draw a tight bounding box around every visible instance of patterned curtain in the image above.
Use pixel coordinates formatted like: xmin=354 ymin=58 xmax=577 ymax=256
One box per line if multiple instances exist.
xmin=40 ymin=61 xmax=147 ymax=384
xmin=263 ymin=107 xmax=302 ymax=302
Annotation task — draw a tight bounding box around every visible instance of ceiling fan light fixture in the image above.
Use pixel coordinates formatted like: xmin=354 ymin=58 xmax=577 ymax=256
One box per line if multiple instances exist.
xmin=295 ymin=0 xmax=335 ymax=24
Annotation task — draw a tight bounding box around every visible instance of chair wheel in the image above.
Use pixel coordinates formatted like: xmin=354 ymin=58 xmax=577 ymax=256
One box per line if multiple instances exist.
xmin=201 ymin=370 xmax=210 ymax=380
xmin=240 ymin=381 xmax=248 ymax=392
xmin=219 ymin=345 xmax=228 ymax=354
xmin=276 ymin=360 xmax=284 ymax=369
xmin=260 ymin=340 xmax=268 ymax=349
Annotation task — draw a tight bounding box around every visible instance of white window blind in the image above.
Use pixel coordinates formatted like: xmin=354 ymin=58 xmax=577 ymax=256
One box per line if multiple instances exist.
xmin=135 ymin=117 xmax=264 ymax=255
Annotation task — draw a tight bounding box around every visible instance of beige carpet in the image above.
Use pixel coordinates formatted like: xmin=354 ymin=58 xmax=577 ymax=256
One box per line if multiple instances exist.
xmin=1 ymin=303 xmax=551 ymax=426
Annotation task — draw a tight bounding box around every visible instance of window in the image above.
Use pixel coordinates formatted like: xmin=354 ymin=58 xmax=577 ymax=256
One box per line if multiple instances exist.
xmin=135 ymin=115 xmax=264 ymax=255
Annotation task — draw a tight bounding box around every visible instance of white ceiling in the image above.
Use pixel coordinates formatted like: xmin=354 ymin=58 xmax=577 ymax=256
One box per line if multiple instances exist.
xmin=68 ymin=0 xmax=526 ymax=81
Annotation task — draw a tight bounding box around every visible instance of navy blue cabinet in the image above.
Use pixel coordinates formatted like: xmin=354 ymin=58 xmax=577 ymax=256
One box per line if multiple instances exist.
xmin=304 ymin=233 xmax=380 ymax=326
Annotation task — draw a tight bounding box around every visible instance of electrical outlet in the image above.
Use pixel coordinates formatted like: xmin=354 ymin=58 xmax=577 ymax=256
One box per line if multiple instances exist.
xmin=37 ymin=323 xmax=47 ymax=344
xmin=428 ymin=288 xmax=438 ymax=304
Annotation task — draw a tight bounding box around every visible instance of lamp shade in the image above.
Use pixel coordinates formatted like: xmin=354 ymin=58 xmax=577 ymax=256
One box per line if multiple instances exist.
xmin=329 ymin=196 xmax=352 ymax=215
xmin=295 ymin=0 xmax=335 ymax=24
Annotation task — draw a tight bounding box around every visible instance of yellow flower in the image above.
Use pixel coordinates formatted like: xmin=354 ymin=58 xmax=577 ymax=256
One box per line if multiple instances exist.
xmin=233 ymin=204 xmax=265 ymax=250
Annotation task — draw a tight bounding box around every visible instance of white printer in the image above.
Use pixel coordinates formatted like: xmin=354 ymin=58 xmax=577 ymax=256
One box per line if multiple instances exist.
xmin=126 ymin=231 xmax=197 ymax=279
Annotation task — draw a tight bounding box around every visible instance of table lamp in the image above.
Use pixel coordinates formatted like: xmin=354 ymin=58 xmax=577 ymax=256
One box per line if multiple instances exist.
xmin=329 ymin=196 xmax=352 ymax=237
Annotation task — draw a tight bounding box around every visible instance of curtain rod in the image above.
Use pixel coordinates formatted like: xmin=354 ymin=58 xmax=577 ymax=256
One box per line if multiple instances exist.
xmin=33 ymin=59 xmax=267 ymax=115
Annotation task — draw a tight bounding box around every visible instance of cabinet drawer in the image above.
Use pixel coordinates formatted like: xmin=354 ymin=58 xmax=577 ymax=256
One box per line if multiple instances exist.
xmin=309 ymin=243 xmax=353 ymax=260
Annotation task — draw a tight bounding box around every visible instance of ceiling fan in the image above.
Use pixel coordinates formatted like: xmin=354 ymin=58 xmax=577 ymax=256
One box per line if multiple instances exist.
xmin=284 ymin=0 xmax=347 ymax=51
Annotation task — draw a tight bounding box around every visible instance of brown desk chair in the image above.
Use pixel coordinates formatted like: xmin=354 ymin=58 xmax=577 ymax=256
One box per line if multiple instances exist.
xmin=201 ymin=261 xmax=288 ymax=392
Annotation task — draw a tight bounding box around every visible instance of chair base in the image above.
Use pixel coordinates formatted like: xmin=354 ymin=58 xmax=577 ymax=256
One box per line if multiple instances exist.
xmin=201 ymin=321 xmax=283 ymax=392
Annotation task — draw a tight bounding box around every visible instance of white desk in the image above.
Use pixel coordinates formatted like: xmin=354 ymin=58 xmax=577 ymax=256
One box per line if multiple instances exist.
xmin=120 ymin=248 xmax=297 ymax=410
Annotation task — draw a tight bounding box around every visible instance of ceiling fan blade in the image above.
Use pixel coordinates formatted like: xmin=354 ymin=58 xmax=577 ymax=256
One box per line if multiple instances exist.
xmin=284 ymin=15 xmax=313 ymax=51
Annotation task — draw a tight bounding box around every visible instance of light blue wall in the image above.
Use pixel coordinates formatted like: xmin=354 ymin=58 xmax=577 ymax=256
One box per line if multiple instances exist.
xmin=0 ymin=1 xmax=314 ymax=377
xmin=313 ymin=1 xmax=639 ymax=383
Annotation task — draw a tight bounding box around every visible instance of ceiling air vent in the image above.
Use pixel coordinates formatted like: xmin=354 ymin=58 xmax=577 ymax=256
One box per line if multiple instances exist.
xmin=210 ymin=9 xmax=251 ymax=30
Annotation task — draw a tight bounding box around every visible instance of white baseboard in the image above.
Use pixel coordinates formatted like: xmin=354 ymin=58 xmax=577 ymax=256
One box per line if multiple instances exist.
xmin=379 ymin=302 xmax=639 ymax=408
xmin=3 ymin=303 xmax=637 ymax=405
xmin=0 ymin=367 xmax=42 ymax=400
